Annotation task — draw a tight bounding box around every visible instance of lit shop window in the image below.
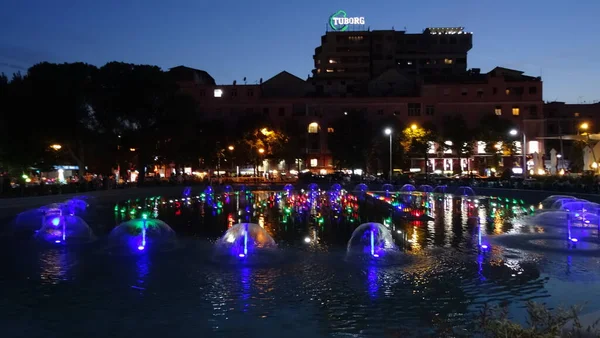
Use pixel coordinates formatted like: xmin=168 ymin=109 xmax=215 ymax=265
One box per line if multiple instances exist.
xmin=214 ymin=89 xmax=223 ymax=98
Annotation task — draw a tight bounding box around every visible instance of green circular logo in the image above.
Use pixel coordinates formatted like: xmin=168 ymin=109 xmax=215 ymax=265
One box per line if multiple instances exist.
xmin=329 ymin=10 xmax=349 ymax=32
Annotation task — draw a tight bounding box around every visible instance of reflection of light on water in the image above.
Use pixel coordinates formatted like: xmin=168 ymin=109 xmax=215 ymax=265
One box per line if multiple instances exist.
xmin=494 ymin=210 xmax=503 ymax=234
xmin=39 ymin=249 xmax=72 ymax=285
xmin=240 ymin=267 xmax=251 ymax=312
xmin=134 ymin=254 xmax=150 ymax=289
xmin=410 ymin=226 xmax=421 ymax=252
xmin=367 ymin=265 xmax=378 ymax=299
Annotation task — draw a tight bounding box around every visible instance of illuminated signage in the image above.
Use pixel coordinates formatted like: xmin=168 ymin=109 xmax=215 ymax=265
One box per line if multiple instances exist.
xmin=329 ymin=10 xmax=365 ymax=32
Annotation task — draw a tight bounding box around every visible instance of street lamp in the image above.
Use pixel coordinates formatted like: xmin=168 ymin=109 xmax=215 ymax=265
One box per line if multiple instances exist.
xmin=228 ymin=145 xmax=235 ymax=174
xmin=580 ymin=122 xmax=589 ymax=131
xmin=384 ymin=128 xmax=393 ymax=181
xmin=410 ymin=124 xmax=417 ymax=130
xmin=258 ymin=148 xmax=265 ymax=154
xmin=228 ymin=145 xmax=234 ymax=151
xmin=509 ymin=129 xmax=527 ymax=179
xmin=50 ymin=144 xmax=62 ymax=151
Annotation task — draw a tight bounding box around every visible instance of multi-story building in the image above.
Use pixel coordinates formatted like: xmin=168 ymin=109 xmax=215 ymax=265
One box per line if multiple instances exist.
xmin=173 ymin=64 xmax=543 ymax=175
xmin=542 ymin=101 xmax=600 ymax=158
xmin=311 ymin=27 xmax=472 ymax=96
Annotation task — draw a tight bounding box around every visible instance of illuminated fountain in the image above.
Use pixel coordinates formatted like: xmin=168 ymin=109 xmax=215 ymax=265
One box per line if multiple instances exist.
xmin=382 ymin=184 xmax=394 ymax=192
xmin=539 ymin=195 xmax=578 ymax=210
xmin=214 ymin=223 xmax=277 ymax=264
xmin=530 ymin=199 xmax=600 ymax=227
xmin=455 ymin=186 xmax=476 ymax=197
xmin=183 ymin=186 xmax=192 ymax=197
xmin=284 ymin=184 xmax=294 ymax=192
xmin=308 ymin=183 xmax=319 ymax=191
xmin=331 ymin=183 xmax=342 ymax=191
xmin=13 ymin=197 xmax=90 ymax=235
xmin=223 ymin=185 xmax=233 ymax=193
xmin=347 ymin=223 xmax=400 ymax=261
xmin=433 ymin=185 xmax=448 ymax=194
xmin=399 ymin=184 xmax=416 ymax=193
xmin=353 ymin=183 xmax=368 ymax=193
xmin=34 ymin=208 xmax=96 ymax=244
xmin=108 ymin=215 xmax=177 ymax=254
xmin=419 ymin=185 xmax=434 ymax=193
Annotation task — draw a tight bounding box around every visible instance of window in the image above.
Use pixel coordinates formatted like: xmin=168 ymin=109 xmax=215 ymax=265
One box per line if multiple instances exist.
xmin=574 ymin=112 xmax=580 ymax=117
xmin=408 ymin=103 xmax=421 ymax=116
xmin=529 ymin=86 xmax=537 ymax=94
xmin=377 ymin=109 xmax=384 ymax=115
xmin=213 ymin=89 xmax=223 ymax=98
xmin=308 ymin=122 xmax=319 ymax=133
xmin=444 ymin=58 xmax=454 ymax=65
xmin=199 ymin=89 xmax=206 ymax=97
xmin=443 ymin=88 xmax=450 ymax=96
xmin=512 ymin=107 xmax=520 ymax=116
xmin=476 ymin=89 xmax=484 ymax=98
xmin=216 ymin=108 xmax=222 ymax=116
xmin=494 ymin=106 xmax=502 ymax=116
xmin=505 ymin=88 xmax=511 ymax=95
xmin=393 ymin=111 xmax=400 ymax=116
xmin=326 ymin=69 xmax=334 ymax=73
xmin=263 ymin=107 xmax=269 ymax=115
xmin=247 ymin=89 xmax=254 ymax=96
xmin=310 ymin=159 xmax=318 ymax=167
xmin=461 ymin=88 xmax=468 ymax=96
xmin=231 ymin=89 xmax=237 ymax=97
xmin=327 ymin=127 xmax=334 ymax=133
xmin=492 ymin=87 xmax=497 ymax=95
xmin=425 ymin=105 xmax=435 ymax=116
xmin=329 ymin=59 xmax=338 ymax=64
xmin=278 ymin=107 xmax=285 ymax=116
xmin=530 ymin=106 xmax=538 ymax=117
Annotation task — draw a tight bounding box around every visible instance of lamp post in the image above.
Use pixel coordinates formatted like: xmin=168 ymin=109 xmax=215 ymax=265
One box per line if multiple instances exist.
xmin=228 ymin=145 xmax=235 ymax=175
xmin=384 ymin=128 xmax=392 ymax=182
xmin=257 ymin=148 xmax=265 ymax=177
xmin=509 ymin=129 xmax=527 ymax=179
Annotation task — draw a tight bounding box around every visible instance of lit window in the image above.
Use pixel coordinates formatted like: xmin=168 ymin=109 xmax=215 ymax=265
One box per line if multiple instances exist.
xmin=477 ymin=141 xmax=486 ymax=154
xmin=326 ymin=69 xmax=334 ymax=73
xmin=505 ymin=88 xmax=511 ymax=95
xmin=327 ymin=127 xmax=334 ymax=133
xmin=329 ymin=59 xmax=338 ymax=64
xmin=214 ymin=89 xmax=223 ymax=98
xmin=444 ymin=58 xmax=453 ymax=64
xmin=310 ymin=158 xmax=318 ymax=167
xmin=444 ymin=141 xmax=453 ymax=154
xmin=407 ymin=61 xmax=413 ymax=65
xmin=494 ymin=106 xmax=502 ymax=116
xmin=529 ymin=141 xmax=539 ymax=154
xmin=308 ymin=122 xmax=319 ymax=133
xmin=512 ymin=107 xmax=520 ymax=116
xmin=574 ymin=112 xmax=580 ymax=117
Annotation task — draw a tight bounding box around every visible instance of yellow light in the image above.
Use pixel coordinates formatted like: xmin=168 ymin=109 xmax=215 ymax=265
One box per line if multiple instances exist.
xmin=410 ymin=124 xmax=418 ymax=130
xmin=580 ymin=122 xmax=589 ymax=130
xmin=559 ymin=168 xmax=565 ymax=175
xmin=50 ymin=144 xmax=62 ymax=151
xmin=130 ymin=148 xmax=136 ymax=152
xmin=260 ymin=128 xmax=273 ymax=136
xmin=258 ymin=148 xmax=265 ymax=154
xmin=228 ymin=145 xmax=234 ymax=151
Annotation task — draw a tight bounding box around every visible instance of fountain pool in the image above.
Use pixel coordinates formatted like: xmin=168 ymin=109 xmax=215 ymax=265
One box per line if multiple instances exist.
xmin=1 ymin=190 xmax=600 ymax=337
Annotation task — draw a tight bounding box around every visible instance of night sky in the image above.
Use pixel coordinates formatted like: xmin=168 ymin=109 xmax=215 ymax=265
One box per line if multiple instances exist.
xmin=1 ymin=0 xmax=598 ymax=103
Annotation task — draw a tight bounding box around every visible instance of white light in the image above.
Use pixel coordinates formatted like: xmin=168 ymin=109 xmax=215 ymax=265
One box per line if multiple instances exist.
xmin=509 ymin=129 xmax=518 ymax=136
xmin=304 ymin=237 xmax=311 ymax=243
xmin=226 ymin=234 xmax=235 ymax=243
xmin=214 ymin=89 xmax=223 ymax=98
xmin=384 ymin=128 xmax=392 ymax=135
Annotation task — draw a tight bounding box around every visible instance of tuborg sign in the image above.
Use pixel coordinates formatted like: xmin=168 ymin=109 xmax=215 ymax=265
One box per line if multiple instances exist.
xmin=329 ymin=10 xmax=365 ymax=32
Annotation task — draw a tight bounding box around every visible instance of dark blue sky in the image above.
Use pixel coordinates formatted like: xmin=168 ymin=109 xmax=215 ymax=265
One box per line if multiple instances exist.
xmin=1 ymin=0 xmax=598 ymax=103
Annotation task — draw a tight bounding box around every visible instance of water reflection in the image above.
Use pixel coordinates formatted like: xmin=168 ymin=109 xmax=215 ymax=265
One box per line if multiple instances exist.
xmin=38 ymin=248 xmax=75 ymax=285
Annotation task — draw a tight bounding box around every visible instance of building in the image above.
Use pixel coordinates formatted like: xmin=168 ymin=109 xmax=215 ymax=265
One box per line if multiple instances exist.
xmin=174 ymin=65 xmax=543 ymax=175
xmin=542 ymin=101 xmax=600 ymax=159
xmin=311 ymin=27 xmax=472 ymax=96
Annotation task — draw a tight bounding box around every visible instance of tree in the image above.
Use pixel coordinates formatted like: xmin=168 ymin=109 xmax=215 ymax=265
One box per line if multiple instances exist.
xmin=280 ymin=118 xmax=305 ymax=172
xmin=441 ymin=114 xmax=476 ymax=174
xmin=477 ymin=114 xmax=517 ymax=170
xmin=327 ymin=111 xmax=373 ymax=171
xmin=401 ymin=122 xmax=438 ymax=174
xmin=241 ymin=126 xmax=287 ymax=176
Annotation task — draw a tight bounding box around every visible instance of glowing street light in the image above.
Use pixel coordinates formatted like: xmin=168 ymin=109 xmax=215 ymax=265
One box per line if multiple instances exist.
xmin=260 ymin=128 xmax=273 ymax=136
xmin=410 ymin=124 xmax=417 ymax=130
xmin=580 ymin=122 xmax=589 ymax=131
xmin=508 ymin=129 xmax=527 ymax=179
xmin=50 ymin=144 xmax=62 ymax=151
xmin=258 ymin=148 xmax=265 ymax=154
xmin=228 ymin=145 xmax=234 ymax=151
xmin=129 ymin=148 xmax=136 ymax=152
xmin=384 ymin=128 xmax=393 ymax=181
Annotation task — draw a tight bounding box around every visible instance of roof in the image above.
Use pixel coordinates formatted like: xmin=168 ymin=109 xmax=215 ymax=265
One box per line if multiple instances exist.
xmin=169 ymin=66 xmax=216 ymax=85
